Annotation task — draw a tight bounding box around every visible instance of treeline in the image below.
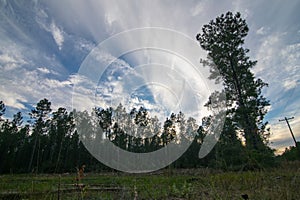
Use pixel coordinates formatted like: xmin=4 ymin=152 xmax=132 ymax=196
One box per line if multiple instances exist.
xmin=0 ymin=99 xmax=97 ymax=173
xmin=0 ymin=98 xmax=286 ymax=174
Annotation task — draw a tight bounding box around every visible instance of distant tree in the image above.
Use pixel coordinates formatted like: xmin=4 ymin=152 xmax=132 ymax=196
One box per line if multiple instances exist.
xmin=196 ymin=12 xmax=271 ymax=151
xmin=96 ymin=107 xmax=112 ymax=136
xmin=134 ymin=107 xmax=150 ymax=127
xmin=161 ymin=116 xmax=174 ymax=146
xmin=173 ymin=116 xmax=203 ymax=168
xmin=280 ymin=142 xmax=300 ymax=161
xmin=0 ymin=100 xmax=6 ymax=168
xmin=14 ymin=123 xmax=30 ymax=172
xmin=28 ymin=98 xmax=52 ymax=173
xmin=0 ymin=101 xmax=5 ymax=120
xmin=0 ymin=110 xmax=28 ymax=173
xmin=49 ymin=107 xmax=75 ymax=172
xmin=0 ymin=118 xmax=12 ymax=172
xmin=213 ymin=118 xmax=247 ymax=170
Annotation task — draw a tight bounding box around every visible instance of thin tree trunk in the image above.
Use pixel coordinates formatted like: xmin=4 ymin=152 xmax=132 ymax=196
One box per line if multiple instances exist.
xmin=229 ymin=56 xmax=259 ymax=150
xmin=36 ymin=137 xmax=41 ymax=173
xmin=55 ymin=137 xmax=64 ymax=173
xmin=28 ymin=133 xmax=38 ymax=172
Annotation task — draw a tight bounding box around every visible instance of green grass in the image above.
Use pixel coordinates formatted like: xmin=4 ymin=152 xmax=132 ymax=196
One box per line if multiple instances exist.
xmin=0 ymin=164 xmax=300 ymax=199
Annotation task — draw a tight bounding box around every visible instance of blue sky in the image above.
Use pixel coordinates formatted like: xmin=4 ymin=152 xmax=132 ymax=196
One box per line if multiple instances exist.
xmin=0 ymin=0 xmax=299 ymax=153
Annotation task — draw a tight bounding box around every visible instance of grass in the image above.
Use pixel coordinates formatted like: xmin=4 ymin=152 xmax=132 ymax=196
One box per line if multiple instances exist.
xmin=0 ymin=163 xmax=300 ymax=199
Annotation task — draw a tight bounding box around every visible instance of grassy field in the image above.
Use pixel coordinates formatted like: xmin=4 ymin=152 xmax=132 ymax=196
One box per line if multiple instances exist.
xmin=0 ymin=162 xmax=300 ymax=200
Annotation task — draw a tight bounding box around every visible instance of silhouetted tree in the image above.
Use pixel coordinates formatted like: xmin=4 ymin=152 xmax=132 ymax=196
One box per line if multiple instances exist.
xmin=0 ymin=101 xmax=5 ymax=120
xmin=28 ymin=98 xmax=52 ymax=173
xmin=196 ymin=12 xmax=271 ymax=151
xmin=49 ymin=107 xmax=75 ymax=172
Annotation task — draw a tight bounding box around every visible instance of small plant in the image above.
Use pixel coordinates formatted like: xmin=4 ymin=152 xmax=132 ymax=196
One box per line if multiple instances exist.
xmin=171 ymin=181 xmax=193 ymax=199
xmin=75 ymin=165 xmax=86 ymax=200
xmin=76 ymin=165 xmax=86 ymax=182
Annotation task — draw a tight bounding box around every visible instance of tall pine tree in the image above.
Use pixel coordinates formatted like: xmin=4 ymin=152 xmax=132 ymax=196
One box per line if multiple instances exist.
xmin=196 ymin=12 xmax=272 ymax=156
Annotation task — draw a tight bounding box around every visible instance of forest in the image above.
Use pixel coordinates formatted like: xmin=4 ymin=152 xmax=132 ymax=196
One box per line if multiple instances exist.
xmin=0 ymin=97 xmax=296 ymax=174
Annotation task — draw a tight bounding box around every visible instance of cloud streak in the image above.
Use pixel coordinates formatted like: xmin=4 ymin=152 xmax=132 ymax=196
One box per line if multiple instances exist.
xmin=50 ymin=21 xmax=64 ymax=50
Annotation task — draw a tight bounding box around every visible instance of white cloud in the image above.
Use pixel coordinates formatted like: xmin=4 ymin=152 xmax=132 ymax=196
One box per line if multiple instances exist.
xmin=283 ymin=79 xmax=298 ymax=90
xmin=0 ymin=43 xmax=73 ymax=112
xmin=0 ymin=47 xmax=27 ymax=71
xmin=50 ymin=21 xmax=64 ymax=50
xmin=37 ymin=67 xmax=50 ymax=74
xmin=105 ymin=13 xmax=116 ymax=27
xmin=245 ymin=19 xmax=300 ymax=151
xmin=280 ymin=43 xmax=300 ymax=71
xmin=0 ymin=89 xmax=26 ymax=110
xmin=0 ymin=66 xmax=75 ymax=112
xmin=74 ymin=37 xmax=95 ymax=52
xmin=255 ymin=33 xmax=281 ymax=70
xmin=256 ymin=26 xmax=269 ymax=35
xmin=36 ymin=67 xmax=60 ymax=76
xmin=87 ymin=48 xmax=213 ymax=125
xmin=0 ymin=54 xmax=18 ymax=63
xmin=191 ymin=0 xmax=208 ymax=16
xmin=36 ymin=8 xmax=48 ymax=19
xmin=252 ymin=32 xmax=299 ymax=105
xmin=269 ymin=116 xmax=300 ymax=152
xmin=35 ymin=12 xmax=64 ymax=50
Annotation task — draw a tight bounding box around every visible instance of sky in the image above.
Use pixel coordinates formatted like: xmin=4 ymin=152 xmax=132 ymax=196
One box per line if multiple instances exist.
xmin=0 ymin=0 xmax=299 ymax=154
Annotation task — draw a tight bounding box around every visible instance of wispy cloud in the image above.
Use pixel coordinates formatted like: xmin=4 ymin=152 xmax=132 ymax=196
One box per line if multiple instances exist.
xmin=256 ymin=26 xmax=269 ymax=35
xmin=253 ymin=32 xmax=299 ymax=102
xmin=0 ymin=66 xmax=72 ymax=110
xmin=191 ymin=0 xmax=209 ymax=16
xmin=269 ymin=116 xmax=300 ymax=153
xmin=35 ymin=11 xmax=64 ymax=50
xmin=50 ymin=21 xmax=64 ymax=50
xmin=283 ymin=79 xmax=298 ymax=90
xmin=251 ymin=30 xmax=300 ymax=151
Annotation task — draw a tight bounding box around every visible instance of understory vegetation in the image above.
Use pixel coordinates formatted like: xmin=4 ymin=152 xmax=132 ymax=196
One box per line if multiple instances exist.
xmin=0 ymin=165 xmax=300 ymax=200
